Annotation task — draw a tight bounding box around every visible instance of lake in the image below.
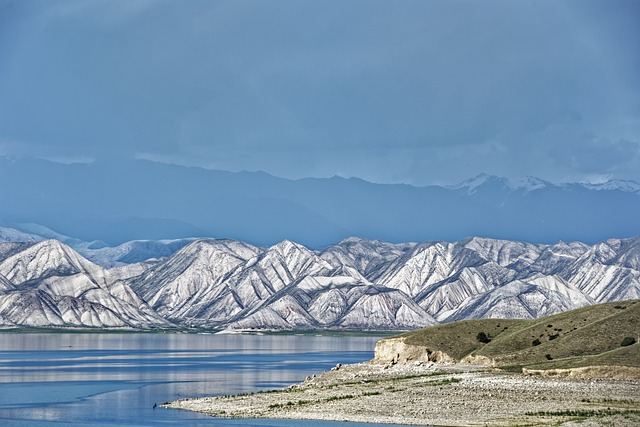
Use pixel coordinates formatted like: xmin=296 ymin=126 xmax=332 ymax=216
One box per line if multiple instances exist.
xmin=0 ymin=332 xmax=411 ymax=427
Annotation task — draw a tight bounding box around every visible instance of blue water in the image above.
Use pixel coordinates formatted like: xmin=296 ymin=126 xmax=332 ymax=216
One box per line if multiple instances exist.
xmin=0 ymin=333 xmax=410 ymax=426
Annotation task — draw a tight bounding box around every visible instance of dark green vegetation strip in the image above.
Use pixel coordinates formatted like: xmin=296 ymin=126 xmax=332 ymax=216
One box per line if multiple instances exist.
xmin=581 ymin=398 xmax=638 ymax=407
xmin=264 ymin=374 xmax=461 ymax=410
xmin=321 ymin=371 xmax=452 ymax=389
xmin=267 ymin=394 xmax=360 ymax=409
xmin=421 ymin=377 xmax=461 ymax=386
xmin=526 ymin=409 xmax=640 ymax=417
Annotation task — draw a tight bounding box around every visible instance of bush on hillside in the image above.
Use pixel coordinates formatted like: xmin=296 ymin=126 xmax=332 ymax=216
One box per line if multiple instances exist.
xmin=476 ymin=332 xmax=491 ymax=344
xmin=621 ymin=337 xmax=636 ymax=347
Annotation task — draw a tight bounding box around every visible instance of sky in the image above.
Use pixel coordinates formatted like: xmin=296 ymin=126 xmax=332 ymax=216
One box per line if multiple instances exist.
xmin=0 ymin=0 xmax=639 ymax=186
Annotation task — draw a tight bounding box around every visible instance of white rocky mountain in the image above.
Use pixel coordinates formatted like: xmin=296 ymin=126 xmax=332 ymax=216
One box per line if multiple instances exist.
xmin=75 ymin=238 xmax=196 ymax=268
xmin=371 ymin=237 xmax=611 ymax=322
xmin=449 ymin=173 xmax=640 ymax=195
xmin=0 ymin=227 xmax=43 ymax=244
xmin=223 ymin=275 xmax=437 ymax=330
xmin=319 ymin=237 xmax=417 ymax=281
xmin=0 ymin=226 xmax=193 ymax=268
xmin=582 ymin=179 xmax=640 ymax=194
xmin=0 ymin=235 xmax=638 ymax=330
xmin=560 ymin=239 xmax=640 ymax=302
xmin=125 ymin=237 xmax=437 ymax=329
xmin=128 ymin=238 xmax=263 ymax=324
xmin=0 ymin=240 xmax=173 ymax=328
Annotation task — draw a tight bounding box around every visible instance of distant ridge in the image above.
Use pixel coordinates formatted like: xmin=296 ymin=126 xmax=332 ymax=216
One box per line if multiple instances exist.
xmin=1 ymin=158 xmax=639 ymax=246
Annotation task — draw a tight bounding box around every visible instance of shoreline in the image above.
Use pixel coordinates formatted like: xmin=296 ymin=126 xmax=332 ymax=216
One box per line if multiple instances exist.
xmin=165 ymin=361 xmax=640 ymax=426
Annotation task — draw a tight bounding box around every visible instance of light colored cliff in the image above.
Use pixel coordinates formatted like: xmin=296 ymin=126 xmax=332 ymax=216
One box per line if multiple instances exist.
xmin=373 ymin=336 xmax=455 ymax=364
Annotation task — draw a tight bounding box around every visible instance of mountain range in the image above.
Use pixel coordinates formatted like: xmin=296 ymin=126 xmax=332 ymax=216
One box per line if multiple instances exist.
xmin=1 ymin=157 xmax=639 ymax=247
xmin=0 ymin=230 xmax=638 ymax=330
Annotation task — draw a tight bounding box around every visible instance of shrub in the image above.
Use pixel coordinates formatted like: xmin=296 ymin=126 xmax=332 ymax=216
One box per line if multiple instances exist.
xmin=621 ymin=337 xmax=637 ymax=347
xmin=532 ymin=338 xmax=541 ymax=346
xmin=545 ymin=354 xmax=553 ymax=360
xmin=476 ymin=332 xmax=491 ymax=343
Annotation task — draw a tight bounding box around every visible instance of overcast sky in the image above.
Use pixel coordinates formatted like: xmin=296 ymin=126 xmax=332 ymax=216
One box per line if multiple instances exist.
xmin=1 ymin=0 xmax=639 ymax=185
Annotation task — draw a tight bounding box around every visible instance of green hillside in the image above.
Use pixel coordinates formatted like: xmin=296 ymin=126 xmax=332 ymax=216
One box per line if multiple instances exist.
xmin=398 ymin=300 xmax=640 ymax=370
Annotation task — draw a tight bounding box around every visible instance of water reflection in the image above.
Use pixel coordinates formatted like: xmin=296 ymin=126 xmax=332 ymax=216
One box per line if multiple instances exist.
xmin=0 ymin=333 xmax=394 ymax=426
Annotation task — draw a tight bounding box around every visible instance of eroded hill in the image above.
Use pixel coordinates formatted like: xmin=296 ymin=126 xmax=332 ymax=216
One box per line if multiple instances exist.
xmin=376 ymin=299 xmax=640 ymax=372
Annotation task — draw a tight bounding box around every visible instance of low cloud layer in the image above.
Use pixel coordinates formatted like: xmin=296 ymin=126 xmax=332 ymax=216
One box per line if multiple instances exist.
xmin=1 ymin=0 xmax=638 ymax=185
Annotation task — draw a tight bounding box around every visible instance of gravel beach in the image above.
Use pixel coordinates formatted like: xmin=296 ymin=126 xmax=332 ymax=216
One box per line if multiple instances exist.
xmin=165 ymin=361 xmax=640 ymax=426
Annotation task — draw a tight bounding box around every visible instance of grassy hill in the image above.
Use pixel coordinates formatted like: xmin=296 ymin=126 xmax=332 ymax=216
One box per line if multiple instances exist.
xmin=397 ymin=299 xmax=639 ymax=371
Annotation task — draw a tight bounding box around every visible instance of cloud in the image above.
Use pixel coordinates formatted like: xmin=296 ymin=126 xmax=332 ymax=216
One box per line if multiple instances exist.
xmin=550 ymin=136 xmax=640 ymax=174
xmin=40 ymin=0 xmax=157 ymax=29
xmin=0 ymin=0 xmax=638 ymax=185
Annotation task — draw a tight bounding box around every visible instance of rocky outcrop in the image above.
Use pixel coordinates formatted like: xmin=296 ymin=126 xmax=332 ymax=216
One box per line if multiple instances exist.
xmin=373 ymin=337 xmax=495 ymax=366
xmin=373 ymin=336 xmax=456 ymax=364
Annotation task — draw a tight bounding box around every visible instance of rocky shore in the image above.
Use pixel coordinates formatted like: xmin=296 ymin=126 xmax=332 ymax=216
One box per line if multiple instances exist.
xmin=165 ymin=361 xmax=640 ymax=426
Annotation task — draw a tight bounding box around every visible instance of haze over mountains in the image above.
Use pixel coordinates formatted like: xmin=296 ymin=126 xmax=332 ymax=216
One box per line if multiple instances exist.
xmin=1 ymin=157 xmax=639 ymax=247
xmin=2 ymin=157 xmax=638 ymax=329
xmin=0 ymin=231 xmax=638 ymax=330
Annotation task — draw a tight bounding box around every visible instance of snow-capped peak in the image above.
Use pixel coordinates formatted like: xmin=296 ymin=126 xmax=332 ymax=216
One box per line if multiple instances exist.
xmin=507 ymin=176 xmax=550 ymax=192
xmin=0 ymin=239 xmax=105 ymax=286
xmin=0 ymin=227 xmax=43 ymax=244
xmin=448 ymin=173 xmax=506 ymax=194
xmin=449 ymin=174 xmax=550 ymax=195
xmin=581 ymin=179 xmax=640 ymax=194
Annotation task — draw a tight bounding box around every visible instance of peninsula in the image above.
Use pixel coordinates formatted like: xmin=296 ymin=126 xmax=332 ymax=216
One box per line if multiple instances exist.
xmin=166 ymin=300 xmax=640 ymax=426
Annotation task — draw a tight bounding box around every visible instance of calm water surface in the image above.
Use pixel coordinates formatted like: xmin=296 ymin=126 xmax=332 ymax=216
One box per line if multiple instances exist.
xmin=0 ymin=333 xmax=410 ymax=427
